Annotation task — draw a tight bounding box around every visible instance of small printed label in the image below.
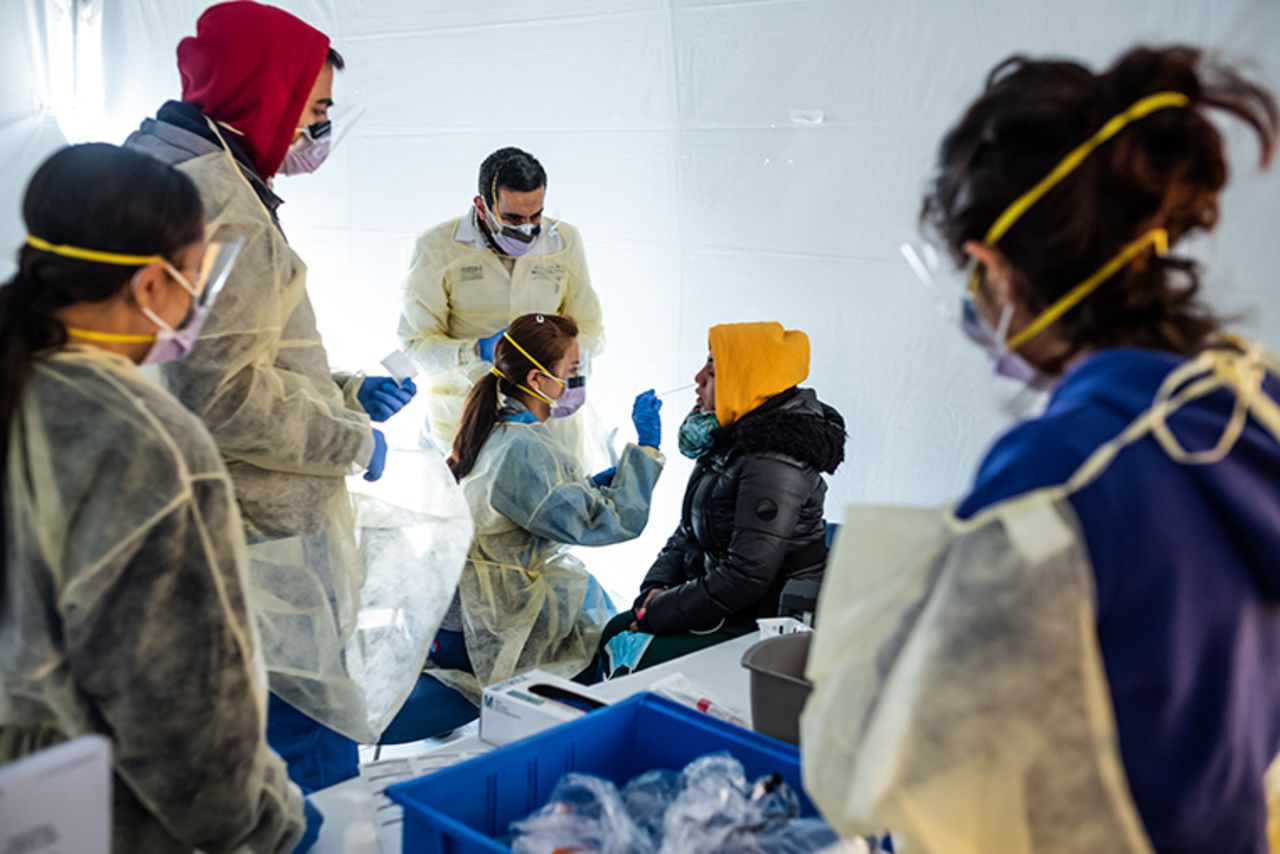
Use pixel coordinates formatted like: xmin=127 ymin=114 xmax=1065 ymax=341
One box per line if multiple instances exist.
xmin=508 ymin=690 xmax=545 ymax=707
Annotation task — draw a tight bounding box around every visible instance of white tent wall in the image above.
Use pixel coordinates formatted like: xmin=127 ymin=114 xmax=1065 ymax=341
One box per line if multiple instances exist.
xmin=2 ymin=0 xmax=1277 ymax=601
xmin=0 ymin=0 xmax=70 ymax=272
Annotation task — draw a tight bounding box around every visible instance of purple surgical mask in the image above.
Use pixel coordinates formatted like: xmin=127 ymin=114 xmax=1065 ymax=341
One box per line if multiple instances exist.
xmin=550 ymin=378 xmax=587 ymax=418
xmin=960 ymin=294 xmax=1052 ymax=390
xmin=138 ymin=264 xmax=209 ymax=365
xmin=485 ymin=210 xmax=541 ymax=257
xmin=280 ymin=121 xmax=332 ymax=175
xmin=140 ymin=304 xmax=211 ymax=365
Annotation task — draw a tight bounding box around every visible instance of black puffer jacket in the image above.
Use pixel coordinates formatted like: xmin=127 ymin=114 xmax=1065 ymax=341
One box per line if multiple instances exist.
xmin=636 ymin=387 xmax=846 ymax=635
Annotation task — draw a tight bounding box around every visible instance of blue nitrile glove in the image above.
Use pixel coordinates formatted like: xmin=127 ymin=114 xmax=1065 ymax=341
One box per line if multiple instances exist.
xmin=293 ymin=799 xmax=323 ymax=853
xmin=477 ymin=327 xmax=507 ymax=363
xmin=631 ymin=389 xmax=662 ymax=448
xmin=358 ymin=376 xmax=416 ymax=422
xmin=591 ymin=467 xmax=617 ymax=487
xmin=364 ymin=429 xmax=387 ymax=482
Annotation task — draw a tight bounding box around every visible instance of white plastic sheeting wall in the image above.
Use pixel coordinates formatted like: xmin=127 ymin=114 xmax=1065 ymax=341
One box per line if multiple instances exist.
xmin=3 ymin=0 xmax=1278 ymax=598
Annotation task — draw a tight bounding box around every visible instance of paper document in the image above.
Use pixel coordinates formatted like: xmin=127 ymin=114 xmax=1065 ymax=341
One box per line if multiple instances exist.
xmin=380 ymin=350 xmax=419 ymax=384
xmin=359 ymin=749 xmax=485 ymax=853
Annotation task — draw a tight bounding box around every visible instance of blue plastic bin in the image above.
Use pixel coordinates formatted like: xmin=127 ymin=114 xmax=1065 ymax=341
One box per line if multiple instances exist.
xmin=387 ymin=692 xmax=816 ymax=853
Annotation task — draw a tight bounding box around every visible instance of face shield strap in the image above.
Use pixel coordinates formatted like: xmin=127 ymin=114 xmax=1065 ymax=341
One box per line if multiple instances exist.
xmin=966 ymin=91 xmax=1190 ymax=347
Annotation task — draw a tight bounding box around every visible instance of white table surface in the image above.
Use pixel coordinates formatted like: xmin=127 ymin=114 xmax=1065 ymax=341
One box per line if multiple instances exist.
xmin=310 ymin=633 xmax=762 ymax=853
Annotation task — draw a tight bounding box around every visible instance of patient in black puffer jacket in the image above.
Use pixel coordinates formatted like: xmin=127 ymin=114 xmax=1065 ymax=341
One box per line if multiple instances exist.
xmin=597 ymin=321 xmax=846 ymax=676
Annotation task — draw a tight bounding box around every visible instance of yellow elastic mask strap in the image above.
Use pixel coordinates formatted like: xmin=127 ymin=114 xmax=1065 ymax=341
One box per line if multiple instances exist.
xmin=64 ymin=327 xmax=156 ymax=344
xmin=1006 ymin=227 xmax=1169 ymax=350
xmin=490 ymin=363 xmax=554 ymax=405
xmin=501 ymin=332 xmax=564 ymax=387
xmin=968 ymin=90 xmax=1191 ymax=294
xmin=26 ymin=234 xmax=163 ymax=267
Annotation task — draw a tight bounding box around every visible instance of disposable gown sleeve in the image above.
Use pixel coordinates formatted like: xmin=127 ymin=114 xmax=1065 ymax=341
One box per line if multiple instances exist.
xmin=398 ymin=235 xmax=478 ymax=373
xmin=162 ymin=222 xmax=371 ymax=477
xmin=559 ymin=228 xmax=605 ymax=361
xmin=61 ymin=474 xmax=304 ymax=853
xmin=642 ymin=455 xmax=808 ymax=634
xmin=331 ymin=370 xmax=367 ymax=412
xmin=489 ymin=438 xmax=662 ymax=547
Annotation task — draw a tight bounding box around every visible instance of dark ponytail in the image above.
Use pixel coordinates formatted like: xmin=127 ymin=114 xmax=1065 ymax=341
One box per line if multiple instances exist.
xmin=921 ymin=45 xmax=1278 ymax=366
xmin=448 ymin=313 xmax=579 ymax=480
xmin=448 ymin=373 xmax=503 ymax=481
xmin=1 ymin=143 xmax=204 ymax=573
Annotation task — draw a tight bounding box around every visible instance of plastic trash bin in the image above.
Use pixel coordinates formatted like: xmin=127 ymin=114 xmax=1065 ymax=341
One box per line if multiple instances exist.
xmin=387 ymin=692 xmax=816 ymax=853
xmin=741 ymin=632 xmax=813 ymax=746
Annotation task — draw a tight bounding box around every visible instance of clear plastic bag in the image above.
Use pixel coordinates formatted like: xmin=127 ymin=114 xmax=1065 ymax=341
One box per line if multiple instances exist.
xmin=511 ymin=773 xmax=653 ymax=854
xmin=724 ymin=817 xmax=841 ymax=853
xmin=514 ymin=753 xmax=838 ymax=854
xmin=660 ymin=754 xmax=807 ymax=854
xmin=622 ymin=769 xmax=682 ymax=847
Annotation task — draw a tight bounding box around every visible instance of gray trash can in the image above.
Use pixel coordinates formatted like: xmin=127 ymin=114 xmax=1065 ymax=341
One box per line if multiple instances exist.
xmin=741 ymin=633 xmax=813 ymax=746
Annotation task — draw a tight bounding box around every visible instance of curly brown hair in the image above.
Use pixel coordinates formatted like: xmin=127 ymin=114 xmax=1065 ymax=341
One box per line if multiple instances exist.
xmin=921 ymin=45 xmax=1277 ymax=367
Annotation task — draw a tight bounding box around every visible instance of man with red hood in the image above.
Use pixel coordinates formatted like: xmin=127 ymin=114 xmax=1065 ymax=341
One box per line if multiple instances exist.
xmin=126 ymin=1 xmax=419 ymax=804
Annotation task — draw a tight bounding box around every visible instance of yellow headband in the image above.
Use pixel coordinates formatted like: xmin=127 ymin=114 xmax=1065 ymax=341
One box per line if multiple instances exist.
xmin=965 ymin=91 xmax=1189 ymax=351
xmin=982 ymin=91 xmax=1190 ymax=248
xmin=26 ymin=234 xmax=164 ymax=267
xmin=500 ymin=330 xmax=564 ymax=385
xmin=1005 ymin=227 xmax=1168 ymax=350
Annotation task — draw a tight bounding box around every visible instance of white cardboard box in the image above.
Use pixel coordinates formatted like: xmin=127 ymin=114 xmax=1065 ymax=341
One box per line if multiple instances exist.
xmin=480 ymin=670 xmax=609 ymax=747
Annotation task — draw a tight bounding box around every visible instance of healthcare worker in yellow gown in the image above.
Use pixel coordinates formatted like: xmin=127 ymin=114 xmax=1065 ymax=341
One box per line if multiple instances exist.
xmin=123 ymin=3 xmax=468 ymax=797
xmin=435 ymin=313 xmax=663 ymax=703
xmin=0 ymin=144 xmax=307 ymax=852
xmin=397 ymin=147 xmax=605 ymax=451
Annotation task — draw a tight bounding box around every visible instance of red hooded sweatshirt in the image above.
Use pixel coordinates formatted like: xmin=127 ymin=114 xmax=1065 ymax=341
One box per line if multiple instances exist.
xmin=177 ymin=1 xmax=329 ymax=179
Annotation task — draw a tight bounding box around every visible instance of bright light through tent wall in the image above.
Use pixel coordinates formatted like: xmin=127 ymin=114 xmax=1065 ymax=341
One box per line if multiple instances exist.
xmin=10 ymin=0 xmax=1275 ymax=607
xmin=43 ymin=0 xmax=108 ymax=144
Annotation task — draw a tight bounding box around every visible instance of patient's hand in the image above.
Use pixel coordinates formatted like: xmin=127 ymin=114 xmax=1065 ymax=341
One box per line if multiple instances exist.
xmin=631 ymin=587 xmax=668 ymax=630
xmin=641 ymin=587 xmax=666 ymax=610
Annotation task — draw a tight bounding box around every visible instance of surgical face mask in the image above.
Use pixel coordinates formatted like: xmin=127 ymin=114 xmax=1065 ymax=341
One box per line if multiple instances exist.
xmin=549 ymin=376 xmax=586 ymax=418
xmin=490 ymin=326 xmax=583 ymax=416
xmin=960 ymin=293 xmax=1047 ymax=388
xmin=143 ymin=238 xmax=242 ymax=364
xmin=522 ymin=371 xmax=584 ymax=417
xmin=678 ymin=410 xmax=720 ymax=459
xmin=280 ymin=120 xmax=332 ymax=175
xmin=485 ymin=208 xmax=542 ymax=257
xmin=135 ymin=264 xmax=211 ymax=365
xmin=27 ymin=233 xmax=243 ymax=364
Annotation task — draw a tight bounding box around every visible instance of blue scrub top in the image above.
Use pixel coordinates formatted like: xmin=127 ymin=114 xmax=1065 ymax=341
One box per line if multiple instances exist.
xmin=958 ymin=347 xmax=1280 ymax=854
